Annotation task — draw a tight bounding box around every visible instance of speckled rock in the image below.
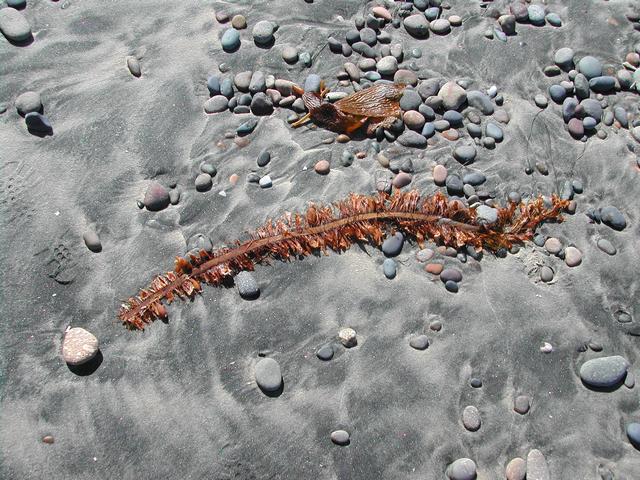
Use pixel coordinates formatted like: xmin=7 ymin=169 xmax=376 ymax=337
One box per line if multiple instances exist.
xmin=62 ymin=327 xmax=99 ymax=366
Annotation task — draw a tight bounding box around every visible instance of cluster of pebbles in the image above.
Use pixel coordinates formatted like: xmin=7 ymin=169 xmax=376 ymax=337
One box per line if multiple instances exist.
xmin=536 ymin=46 xmax=640 ymax=142
xmin=480 ymin=1 xmax=563 ymax=41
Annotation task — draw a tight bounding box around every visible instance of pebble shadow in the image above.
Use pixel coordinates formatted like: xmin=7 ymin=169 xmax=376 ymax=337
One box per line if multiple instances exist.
xmin=66 ymin=350 xmax=103 ymax=376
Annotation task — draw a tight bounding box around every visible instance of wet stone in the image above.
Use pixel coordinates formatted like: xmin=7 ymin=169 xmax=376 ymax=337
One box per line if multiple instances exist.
xmin=62 ymin=327 xmax=99 ymax=366
xmin=254 ymin=358 xmax=282 ymax=392
xmin=506 ymin=457 xmax=526 ymax=480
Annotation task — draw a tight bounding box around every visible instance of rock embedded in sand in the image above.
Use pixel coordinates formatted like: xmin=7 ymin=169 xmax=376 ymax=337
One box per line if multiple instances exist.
xmin=42 ymin=435 xmax=54 ymax=444
xmin=425 ymin=263 xmax=443 ymax=275
xmin=577 ymin=56 xmax=602 ymax=80
xmin=505 ymin=457 xmax=526 ymax=480
xmin=600 ymin=206 xmax=626 ymax=231
xmin=534 ymin=94 xmax=548 ymax=108
xmin=258 ymin=175 xmax=272 ymax=189
xmin=466 ymin=90 xmax=494 ymax=115
xmin=445 ymin=174 xmax=464 ymax=195
xmin=338 ymin=327 xmax=357 ymax=348
xmin=254 ymin=358 xmax=282 ymax=393
xmin=579 ymin=355 xmax=629 ymax=388
xmin=383 ymin=258 xmax=397 ymax=279
xmin=462 ymin=406 xmax=481 ymax=431
xmin=376 ymin=55 xmax=398 ymax=76
xmin=438 ymin=81 xmax=466 ymax=111
xmin=392 ymin=172 xmax=412 ymax=188
xmin=314 ymin=160 xmax=330 ymax=175
xmin=316 ymin=344 xmax=334 ymax=361
xmin=281 ymin=46 xmax=298 ymax=64
xmin=446 ymin=458 xmax=477 ymax=480
xmin=235 ymin=271 xmax=259 ymax=299
xmin=526 ymin=449 xmax=550 ymax=480
xmin=25 ymin=112 xmax=52 ymax=135
xmin=126 ymin=56 xmax=141 ymax=77
xmin=440 ymin=268 xmax=462 ymax=284
xmin=627 ymin=423 xmax=640 ymax=448
xmin=382 ymin=232 xmax=404 ymax=257
xmin=564 ymin=246 xmax=582 ymax=267
xmin=527 ymin=5 xmax=546 ymax=25
xmin=433 ymin=165 xmax=447 ymax=185
xmin=539 ymin=266 xmax=554 ymax=282
xmin=15 ymin=91 xmax=41 ymax=116
xmin=231 ymin=14 xmax=246 ymax=29
xmin=250 ymin=92 xmax=273 ymax=116
xmin=82 ymin=231 xmax=102 ymax=253
xmin=249 ymin=71 xmax=266 ymax=94
xmin=544 ymin=237 xmax=561 ymax=254
xmin=596 ymin=238 xmax=616 ymax=255
xmin=514 ymin=395 xmax=531 ymax=414
xmin=330 ymin=430 xmax=350 ymax=446
xmin=62 ymin=327 xmax=99 ymax=366
xmin=204 ymin=95 xmax=229 ymax=113
xmin=221 ymin=28 xmax=241 ymax=52
xmin=404 ymin=14 xmax=430 ymax=38
xmin=409 ymin=334 xmax=429 ymax=350
xmin=567 ymin=118 xmax=583 ymax=139
xmin=430 ymin=18 xmax=451 ymax=34
xmin=397 ymin=131 xmax=427 ymax=148
xmin=194 ymin=173 xmax=212 ymax=192
xmin=252 ymin=20 xmax=275 ymax=45
xmin=237 ymin=117 xmax=258 ymax=135
xmin=453 ymin=145 xmax=476 ymax=164
xmin=0 ymin=7 xmax=31 ymax=43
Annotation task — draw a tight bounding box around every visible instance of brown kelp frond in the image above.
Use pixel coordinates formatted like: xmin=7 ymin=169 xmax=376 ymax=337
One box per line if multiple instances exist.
xmin=118 ymin=191 xmax=570 ymax=330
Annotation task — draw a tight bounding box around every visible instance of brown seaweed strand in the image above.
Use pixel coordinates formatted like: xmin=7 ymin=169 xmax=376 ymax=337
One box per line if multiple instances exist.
xmin=118 ymin=191 xmax=569 ymax=330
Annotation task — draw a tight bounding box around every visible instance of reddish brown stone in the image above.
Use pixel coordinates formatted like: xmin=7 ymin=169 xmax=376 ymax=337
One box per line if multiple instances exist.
xmin=425 ymin=263 xmax=444 ymax=275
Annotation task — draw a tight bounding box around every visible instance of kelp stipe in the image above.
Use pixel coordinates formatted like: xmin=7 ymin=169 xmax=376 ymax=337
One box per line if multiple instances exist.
xmin=118 ymin=190 xmax=569 ymax=330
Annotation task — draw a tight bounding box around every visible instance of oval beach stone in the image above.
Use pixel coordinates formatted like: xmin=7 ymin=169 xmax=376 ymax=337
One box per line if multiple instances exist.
xmin=254 ymin=358 xmax=282 ymax=392
xmin=0 ymin=7 xmax=31 ymax=42
xmin=331 ymin=430 xmax=350 ymax=445
xmin=579 ymin=356 xmax=629 ymax=388
xmin=447 ymin=458 xmax=477 ymax=480
xmin=62 ymin=327 xmax=99 ymax=366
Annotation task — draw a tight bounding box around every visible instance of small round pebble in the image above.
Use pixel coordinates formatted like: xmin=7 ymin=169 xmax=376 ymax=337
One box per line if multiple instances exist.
xmin=231 ymin=14 xmax=246 ymax=29
xmin=627 ymin=423 xmax=640 ymax=448
xmin=534 ymin=94 xmax=548 ymax=108
xmin=0 ymin=6 xmax=31 ymax=42
xmin=470 ymin=378 xmax=482 ymax=388
xmin=444 ymin=280 xmax=459 ymax=293
xmin=382 ymin=232 xmax=404 ymax=257
xmin=453 ymin=145 xmax=477 ymax=164
xmin=540 ymin=266 xmax=554 ymax=282
xmin=252 ymin=20 xmax=275 ymax=45
xmin=596 ymin=238 xmax=616 ymax=255
xmin=526 ymin=449 xmax=550 ymax=480
xmin=600 ymin=206 xmax=626 ymax=231
xmin=42 ymin=435 xmax=54 ymax=445
xmin=383 ymin=258 xmax=397 ymax=279
xmin=221 ymin=28 xmax=241 ymax=51
xmin=425 ymin=263 xmax=443 ymax=275
xmin=338 ymin=327 xmax=357 ymax=348
xmin=204 ymin=95 xmax=229 ymax=113
xmin=82 ymin=231 xmax=102 ymax=253
xmin=281 ymin=46 xmax=298 ymax=64
xmin=409 ymin=334 xmax=429 ymax=350
xmin=195 ymin=173 xmax=212 ymax=192
xmin=258 ymin=175 xmax=272 ymax=189
xmin=235 ymin=271 xmax=260 ymax=299
xmin=505 ymin=457 xmax=526 ymax=480
xmin=254 ymin=357 xmax=282 ymax=392
xmin=314 ymin=160 xmax=330 ymax=175
xmin=316 ymin=344 xmax=334 ymax=361
xmin=462 ymin=406 xmax=481 ymax=432
xmin=143 ymin=182 xmax=170 ymax=211
xmin=514 ymin=395 xmax=530 ymax=414
xmin=62 ymin=327 xmax=99 ymax=366
xmin=564 ymin=246 xmax=582 ymax=267
xmin=433 ymin=165 xmax=447 ymax=185
xmin=15 ymin=91 xmax=41 ymax=116
xmin=447 ymin=458 xmax=477 ymax=480
xmin=430 ymin=19 xmax=451 ymax=34
xmin=330 ymin=430 xmax=350 ymax=446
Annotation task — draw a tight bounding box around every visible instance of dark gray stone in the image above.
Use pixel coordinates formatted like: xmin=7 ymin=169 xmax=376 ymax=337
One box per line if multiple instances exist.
xmin=382 ymin=232 xmax=404 ymax=257
xmin=579 ymin=356 xmax=629 ymax=388
xmin=254 ymin=358 xmax=282 ymax=392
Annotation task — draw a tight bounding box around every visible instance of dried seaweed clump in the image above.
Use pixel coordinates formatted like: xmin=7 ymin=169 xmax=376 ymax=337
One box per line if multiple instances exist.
xmin=119 ymin=190 xmax=569 ymax=330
